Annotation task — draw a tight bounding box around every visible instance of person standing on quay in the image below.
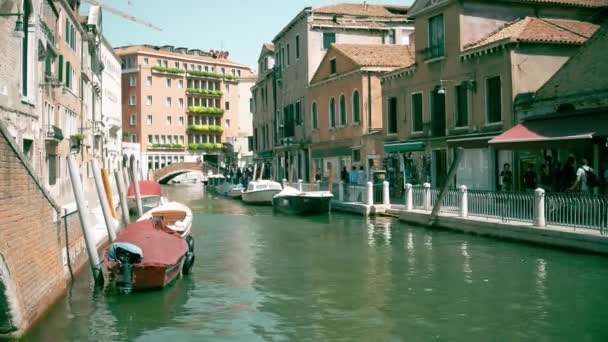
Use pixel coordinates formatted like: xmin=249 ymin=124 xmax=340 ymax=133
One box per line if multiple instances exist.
xmin=350 ymin=166 xmax=358 ymax=185
xmin=358 ymin=166 xmax=367 ymax=185
xmin=499 ymin=163 xmax=513 ymax=191
xmin=569 ymin=158 xmax=597 ymax=194
xmin=523 ymin=164 xmax=537 ymax=192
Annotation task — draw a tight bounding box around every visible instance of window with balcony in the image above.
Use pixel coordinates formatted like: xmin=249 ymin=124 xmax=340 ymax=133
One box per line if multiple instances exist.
xmin=148 ymin=135 xmax=153 ymax=144
xmin=323 ymin=32 xmax=336 ymax=50
xmin=339 ymin=95 xmax=347 ymax=126
xmin=412 ymin=93 xmax=423 ymax=132
xmin=425 ymin=14 xmax=445 ymax=60
xmin=455 ymin=84 xmax=469 ymax=127
xmin=311 ymin=102 xmax=318 ymax=129
xmin=352 ymin=90 xmax=361 ymax=123
xmin=387 ymin=97 xmax=398 ymax=134
xmin=330 ymin=58 xmax=337 ymax=75
xmin=486 ymin=76 xmax=502 ymax=124
xmin=329 ymin=97 xmax=336 ymax=128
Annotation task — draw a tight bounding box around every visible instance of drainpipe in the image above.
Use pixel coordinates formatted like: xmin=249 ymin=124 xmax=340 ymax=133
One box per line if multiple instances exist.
xmin=367 ymin=71 xmax=372 ymax=133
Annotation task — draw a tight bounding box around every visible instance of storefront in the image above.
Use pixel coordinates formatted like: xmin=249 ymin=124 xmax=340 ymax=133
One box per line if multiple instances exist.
xmin=383 ymin=141 xmax=430 ymax=197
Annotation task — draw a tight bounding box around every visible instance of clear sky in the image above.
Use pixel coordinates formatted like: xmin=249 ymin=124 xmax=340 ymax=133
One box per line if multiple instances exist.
xmin=92 ymin=0 xmax=414 ymax=71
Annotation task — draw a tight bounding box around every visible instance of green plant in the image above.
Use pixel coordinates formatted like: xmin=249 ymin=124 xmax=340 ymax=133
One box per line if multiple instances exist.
xmin=187 ymin=143 xmax=224 ymax=151
xmin=152 ymin=66 xmax=186 ymax=74
xmin=71 ymin=133 xmax=85 ymax=141
xmin=188 ymin=125 xmax=224 ymax=133
xmin=187 ymin=70 xmax=239 ymax=81
xmin=148 ymin=143 xmax=185 ymax=149
xmin=187 ymin=106 xmax=225 ymax=115
xmin=122 ymin=130 xmax=129 ymax=138
xmin=186 ymin=88 xmax=223 ymax=96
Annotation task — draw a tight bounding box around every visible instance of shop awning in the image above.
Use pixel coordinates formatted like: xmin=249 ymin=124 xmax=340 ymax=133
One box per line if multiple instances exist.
xmin=384 ymin=141 xmax=425 ymax=153
xmin=489 ymin=114 xmax=608 ymax=150
xmin=311 ymin=146 xmax=352 ymax=158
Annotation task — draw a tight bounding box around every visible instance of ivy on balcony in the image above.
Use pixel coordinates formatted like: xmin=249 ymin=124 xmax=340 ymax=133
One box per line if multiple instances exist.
xmin=152 ymin=66 xmax=186 ymax=74
xmin=187 ymin=70 xmax=238 ymax=81
xmin=187 ymin=106 xmax=225 ymax=115
xmin=188 ymin=143 xmax=224 ymax=151
xmin=188 ymin=125 xmax=224 ymax=133
xmin=148 ymin=143 xmax=185 ymax=149
xmin=186 ymin=88 xmax=223 ymax=96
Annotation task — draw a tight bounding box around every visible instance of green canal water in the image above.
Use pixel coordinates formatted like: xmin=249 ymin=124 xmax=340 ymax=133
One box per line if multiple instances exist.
xmin=26 ymin=184 xmax=608 ymax=341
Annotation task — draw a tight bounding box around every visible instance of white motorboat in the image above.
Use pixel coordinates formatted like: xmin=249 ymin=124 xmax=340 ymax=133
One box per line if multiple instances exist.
xmin=127 ymin=180 xmax=167 ymax=214
xmin=137 ymin=201 xmax=193 ymax=238
xmin=272 ymin=186 xmax=333 ymax=215
xmin=241 ymin=180 xmax=283 ymax=205
xmin=227 ymin=184 xmax=244 ymax=199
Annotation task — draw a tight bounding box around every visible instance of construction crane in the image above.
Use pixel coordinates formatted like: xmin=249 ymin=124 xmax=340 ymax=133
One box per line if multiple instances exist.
xmin=82 ymin=0 xmax=162 ymax=31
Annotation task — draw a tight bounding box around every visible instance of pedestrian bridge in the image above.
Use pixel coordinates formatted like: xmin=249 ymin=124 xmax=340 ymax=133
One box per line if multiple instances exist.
xmin=152 ymin=162 xmax=216 ymax=184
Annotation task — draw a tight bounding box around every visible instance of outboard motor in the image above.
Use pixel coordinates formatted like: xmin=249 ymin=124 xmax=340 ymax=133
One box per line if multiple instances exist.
xmin=108 ymin=242 xmax=144 ymax=294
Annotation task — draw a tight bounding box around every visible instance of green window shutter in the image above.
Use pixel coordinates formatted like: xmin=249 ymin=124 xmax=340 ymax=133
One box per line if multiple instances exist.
xmin=65 ymin=18 xmax=69 ymax=45
xmin=353 ymin=91 xmax=360 ymax=123
xmin=66 ymin=62 xmax=71 ymax=88
xmin=58 ymin=55 xmax=63 ymax=82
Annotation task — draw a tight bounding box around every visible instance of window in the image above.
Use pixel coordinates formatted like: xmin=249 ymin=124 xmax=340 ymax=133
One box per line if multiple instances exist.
xmin=130 ymin=114 xmax=136 ymax=126
xmin=180 ymin=136 xmax=184 ymax=144
xmin=166 ymin=79 xmax=171 ymax=88
xmin=174 ymin=61 xmax=179 ymax=68
xmin=352 ymin=90 xmax=361 ymax=123
xmin=427 ymin=14 xmax=445 ymax=59
xmin=178 ymin=79 xmax=183 ymax=88
xmin=455 ymin=84 xmax=469 ymax=127
xmin=179 ymin=98 xmax=184 ymax=108
xmin=165 ymin=97 xmax=171 ymax=107
xmin=225 ymin=101 xmax=230 ymax=110
xmin=238 ymin=70 xmax=241 ymax=77
xmin=146 ymin=76 xmax=152 ymax=86
xmin=387 ymin=97 xmax=398 ymax=134
xmin=166 ymin=116 xmax=172 ymax=125
xmin=486 ymin=76 xmax=502 ymax=124
xmin=146 ymin=96 xmax=152 ymax=106
xmin=311 ymin=102 xmax=318 ymax=129
xmin=329 ymin=97 xmax=336 ymax=128
xmin=296 ymin=35 xmax=300 ymax=59
xmin=146 ymin=115 xmax=152 ymax=125
xmin=281 ymin=47 xmax=285 ymax=68
xmin=221 ymin=68 xmax=225 ymax=74
xmin=323 ymin=32 xmax=336 ymax=50
xmin=339 ymin=95 xmax=347 ymax=126
xmin=148 ymin=135 xmax=153 ymax=144
xmin=130 ymin=134 xmax=137 ymax=143
xmin=330 ymin=58 xmax=337 ymax=75
xmin=129 ymin=75 xmax=136 ymax=87
xmin=353 ymin=149 xmax=361 ymax=162
xmin=287 ymin=44 xmax=291 ymax=65
xmin=157 ymin=59 xmax=162 ymax=67
xmin=143 ymin=57 xmax=149 ymax=65
xmin=412 ymin=93 xmax=423 ymax=132
xmin=129 ymin=95 xmax=136 ymax=106
xmin=179 ymin=116 xmax=184 ymax=126
xmin=65 ymin=62 xmax=72 ymax=89
xmin=388 ymin=29 xmax=396 ymax=45
xmin=198 ymin=65 xmax=202 ymax=71
xmin=154 ymin=135 xmax=159 ymax=143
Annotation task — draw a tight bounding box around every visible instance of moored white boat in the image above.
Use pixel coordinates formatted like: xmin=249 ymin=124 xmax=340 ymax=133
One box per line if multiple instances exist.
xmin=241 ymin=180 xmax=282 ymax=205
xmin=137 ymin=202 xmax=193 ymax=238
xmin=227 ymin=184 xmax=244 ymax=199
xmin=127 ymin=180 xmax=166 ymax=214
xmin=272 ymin=186 xmax=333 ymax=215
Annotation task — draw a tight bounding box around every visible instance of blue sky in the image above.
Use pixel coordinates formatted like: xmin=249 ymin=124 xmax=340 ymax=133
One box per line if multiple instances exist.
xmin=91 ymin=0 xmax=414 ymax=70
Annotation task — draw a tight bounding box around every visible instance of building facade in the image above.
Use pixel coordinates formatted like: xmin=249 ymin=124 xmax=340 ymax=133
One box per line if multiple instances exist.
xmin=100 ymin=36 xmax=123 ymax=173
xmin=255 ymin=3 xmax=414 ymax=182
xmin=251 ymin=43 xmax=276 ymax=175
xmin=114 ymin=45 xmax=255 ymax=177
xmin=306 ymin=44 xmax=415 ymax=184
xmin=381 ymin=0 xmax=602 ymax=191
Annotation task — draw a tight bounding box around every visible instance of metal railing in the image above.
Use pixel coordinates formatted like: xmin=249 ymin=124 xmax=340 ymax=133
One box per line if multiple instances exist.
xmin=431 ymin=188 xmax=461 ymax=215
xmin=545 ymin=192 xmax=608 ymax=232
xmin=412 ymin=186 xmax=425 ymax=209
xmin=468 ymin=190 xmax=535 ymax=224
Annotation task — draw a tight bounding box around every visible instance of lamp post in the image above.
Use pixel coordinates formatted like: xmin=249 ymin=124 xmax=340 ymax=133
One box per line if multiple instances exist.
xmin=0 ymin=12 xmax=25 ymax=38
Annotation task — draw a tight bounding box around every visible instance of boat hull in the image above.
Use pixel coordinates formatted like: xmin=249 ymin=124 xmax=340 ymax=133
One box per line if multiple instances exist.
xmin=273 ymin=195 xmax=332 ymax=215
xmin=242 ymin=189 xmax=281 ymax=204
xmin=227 ymin=189 xmax=242 ymax=199
xmin=110 ymin=256 xmax=185 ymax=290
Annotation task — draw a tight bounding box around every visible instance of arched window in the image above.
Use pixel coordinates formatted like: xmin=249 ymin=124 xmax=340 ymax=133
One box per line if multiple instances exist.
xmin=352 ymin=90 xmax=361 ymax=123
xmin=339 ymin=94 xmax=347 ymax=126
xmin=311 ymin=101 xmax=318 ymax=129
xmin=329 ymin=97 xmax=336 ymax=128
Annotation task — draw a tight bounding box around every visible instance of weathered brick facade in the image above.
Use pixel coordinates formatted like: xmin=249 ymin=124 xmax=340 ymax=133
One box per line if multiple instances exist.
xmin=0 ymin=122 xmax=88 ymax=337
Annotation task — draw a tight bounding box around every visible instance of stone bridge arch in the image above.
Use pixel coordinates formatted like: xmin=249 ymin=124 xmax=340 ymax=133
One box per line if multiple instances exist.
xmin=152 ymin=162 xmax=216 ymax=184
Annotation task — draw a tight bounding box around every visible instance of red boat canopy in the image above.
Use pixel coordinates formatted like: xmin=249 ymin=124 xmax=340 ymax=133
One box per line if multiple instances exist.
xmin=127 ymin=180 xmax=162 ymax=197
xmin=112 ymin=220 xmax=187 ymax=267
xmin=489 ymin=114 xmax=608 ymax=150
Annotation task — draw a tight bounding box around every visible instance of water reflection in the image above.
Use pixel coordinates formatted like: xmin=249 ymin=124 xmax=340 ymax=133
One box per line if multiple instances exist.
xmin=461 ymin=241 xmax=473 ymax=284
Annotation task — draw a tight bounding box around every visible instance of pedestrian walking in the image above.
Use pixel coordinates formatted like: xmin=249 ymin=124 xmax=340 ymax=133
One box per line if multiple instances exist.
xmin=569 ymin=158 xmax=598 ymax=193
xmin=358 ymin=166 xmax=367 ymax=185
xmin=340 ymin=166 xmax=349 ymax=183
xmin=499 ymin=163 xmax=513 ymax=191
xmin=349 ymin=166 xmax=358 ymax=185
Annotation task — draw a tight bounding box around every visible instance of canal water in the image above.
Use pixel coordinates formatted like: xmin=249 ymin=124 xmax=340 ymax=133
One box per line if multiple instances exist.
xmin=27 ymin=184 xmax=608 ymax=341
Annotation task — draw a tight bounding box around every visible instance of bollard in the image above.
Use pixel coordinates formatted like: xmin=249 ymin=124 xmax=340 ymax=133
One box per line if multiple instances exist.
xmin=459 ymin=185 xmax=468 ymax=218
xmin=282 ymin=178 xmax=287 ymax=189
xmin=298 ymin=179 xmax=303 ymax=192
xmin=101 ymin=168 xmax=117 ymax=219
xmin=338 ymin=181 xmax=344 ymax=202
xmin=67 ymin=155 xmax=103 ymax=285
xmin=121 ymin=166 xmax=130 ymax=195
xmin=383 ymin=181 xmax=390 ymax=207
xmin=130 ymin=161 xmax=144 ymax=217
xmin=423 ymin=182 xmax=431 ymax=211
xmin=366 ymin=181 xmax=374 ymax=206
xmin=115 ymin=169 xmax=130 ymax=224
xmin=92 ymin=159 xmax=117 ymax=242
xmin=405 ymin=183 xmax=413 ymax=211
xmin=534 ymin=188 xmax=546 ymax=227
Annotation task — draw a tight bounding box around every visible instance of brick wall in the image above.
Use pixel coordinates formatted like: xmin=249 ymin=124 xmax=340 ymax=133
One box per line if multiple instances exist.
xmin=0 ymin=123 xmax=89 ymax=338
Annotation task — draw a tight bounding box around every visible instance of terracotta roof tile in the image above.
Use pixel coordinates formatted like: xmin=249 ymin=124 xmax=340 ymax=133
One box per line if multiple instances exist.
xmin=333 ymin=44 xmax=416 ymax=68
xmin=311 ymin=19 xmax=389 ymax=28
xmin=464 ymin=17 xmax=600 ymax=51
xmin=312 ymin=3 xmax=409 ymax=17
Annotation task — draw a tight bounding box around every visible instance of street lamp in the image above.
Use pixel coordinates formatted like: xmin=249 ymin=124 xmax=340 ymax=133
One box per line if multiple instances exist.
xmin=0 ymin=12 xmax=25 ymax=38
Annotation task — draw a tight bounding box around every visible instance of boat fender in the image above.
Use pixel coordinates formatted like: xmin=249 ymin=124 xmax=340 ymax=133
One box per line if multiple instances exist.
xmin=185 ymin=236 xmax=195 ymax=252
xmin=183 ymin=252 xmax=195 ymax=275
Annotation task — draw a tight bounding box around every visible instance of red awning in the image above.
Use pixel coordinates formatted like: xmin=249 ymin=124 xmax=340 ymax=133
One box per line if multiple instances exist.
xmin=127 ymin=180 xmax=162 ymax=197
xmin=489 ymin=114 xmax=608 ymax=150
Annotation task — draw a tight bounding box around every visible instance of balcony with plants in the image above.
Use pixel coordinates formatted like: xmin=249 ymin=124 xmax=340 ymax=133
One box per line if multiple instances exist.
xmin=188 ymin=124 xmax=224 ymax=133
xmin=151 ymin=66 xmax=186 ymax=75
xmin=186 ymin=70 xmax=238 ymax=81
xmin=187 ymin=106 xmax=225 ymax=115
xmin=147 ymin=143 xmax=186 ymax=150
xmin=186 ymin=88 xmax=223 ymax=97
xmin=188 ymin=143 xmax=224 ymax=151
